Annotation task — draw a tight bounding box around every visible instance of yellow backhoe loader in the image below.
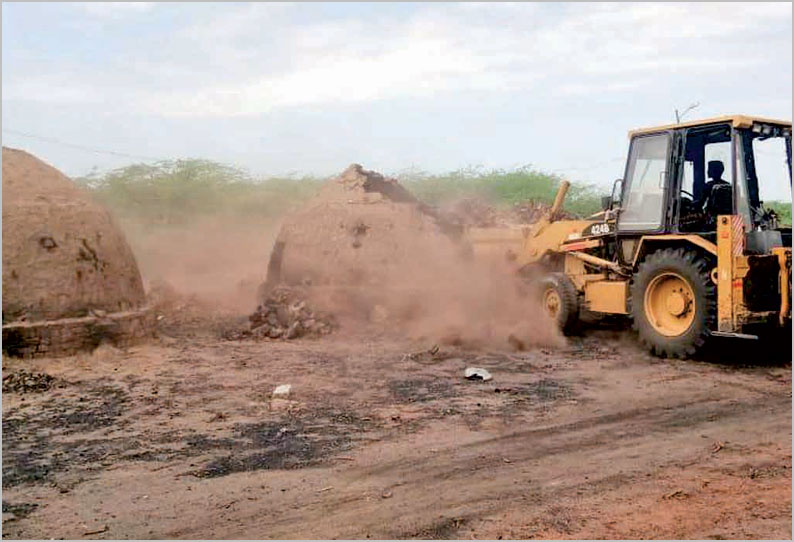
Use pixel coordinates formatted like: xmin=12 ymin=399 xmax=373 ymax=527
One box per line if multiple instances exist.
xmin=468 ymin=115 xmax=792 ymax=357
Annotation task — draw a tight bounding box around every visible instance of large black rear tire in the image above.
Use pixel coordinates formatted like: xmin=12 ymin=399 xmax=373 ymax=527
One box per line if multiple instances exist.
xmin=631 ymin=247 xmax=715 ymax=358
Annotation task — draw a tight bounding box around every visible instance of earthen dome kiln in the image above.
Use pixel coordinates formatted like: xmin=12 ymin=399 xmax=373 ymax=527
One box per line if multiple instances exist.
xmin=2 ymin=147 xmax=152 ymax=356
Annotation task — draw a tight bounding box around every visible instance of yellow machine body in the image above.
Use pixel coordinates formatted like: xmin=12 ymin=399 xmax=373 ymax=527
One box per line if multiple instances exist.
xmin=465 ymin=196 xmax=792 ymax=337
xmin=715 ymin=215 xmax=792 ymax=332
xmin=465 ymin=115 xmax=791 ymax=352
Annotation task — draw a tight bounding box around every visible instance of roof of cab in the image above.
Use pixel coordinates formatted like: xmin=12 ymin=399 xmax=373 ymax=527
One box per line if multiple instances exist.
xmin=629 ymin=115 xmax=792 ymax=138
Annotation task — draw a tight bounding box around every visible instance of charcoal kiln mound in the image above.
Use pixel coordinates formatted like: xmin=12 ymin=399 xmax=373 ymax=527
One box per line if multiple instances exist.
xmin=266 ymin=164 xmax=463 ymax=288
xmin=263 ymin=164 xmax=468 ymax=318
xmin=2 ymin=147 xmax=153 ymax=357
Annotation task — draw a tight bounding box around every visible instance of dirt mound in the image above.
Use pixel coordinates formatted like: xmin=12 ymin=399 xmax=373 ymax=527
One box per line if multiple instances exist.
xmin=2 ymin=147 xmax=152 ymax=356
xmin=266 ymin=164 xmax=561 ymax=349
xmin=268 ymin=164 xmax=463 ymax=288
xmin=2 ymin=147 xmax=146 ymax=323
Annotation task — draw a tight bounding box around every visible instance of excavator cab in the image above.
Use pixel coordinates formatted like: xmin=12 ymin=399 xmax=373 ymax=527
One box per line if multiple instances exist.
xmin=617 ymin=116 xmax=792 ymax=245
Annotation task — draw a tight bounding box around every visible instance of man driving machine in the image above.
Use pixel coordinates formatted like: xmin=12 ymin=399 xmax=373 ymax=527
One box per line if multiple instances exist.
xmin=700 ymin=160 xmax=731 ymax=211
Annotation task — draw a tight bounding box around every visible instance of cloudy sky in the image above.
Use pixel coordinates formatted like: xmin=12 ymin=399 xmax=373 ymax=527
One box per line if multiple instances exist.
xmin=2 ymin=2 xmax=792 ymax=190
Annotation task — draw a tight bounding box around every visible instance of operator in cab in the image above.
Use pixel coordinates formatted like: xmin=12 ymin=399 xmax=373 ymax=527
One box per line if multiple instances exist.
xmin=700 ymin=160 xmax=731 ymax=211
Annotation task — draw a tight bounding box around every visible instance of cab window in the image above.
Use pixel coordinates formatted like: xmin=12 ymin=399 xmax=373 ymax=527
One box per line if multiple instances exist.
xmin=754 ymin=135 xmax=792 ymax=224
xmin=678 ymin=124 xmax=733 ymax=232
xmin=618 ymin=134 xmax=669 ymax=231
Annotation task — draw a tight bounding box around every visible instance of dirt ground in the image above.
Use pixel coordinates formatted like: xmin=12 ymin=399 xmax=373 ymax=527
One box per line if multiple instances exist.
xmin=3 ymin=318 xmax=791 ymax=540
xmin=2 ymin=166 xmax=791 ymax=539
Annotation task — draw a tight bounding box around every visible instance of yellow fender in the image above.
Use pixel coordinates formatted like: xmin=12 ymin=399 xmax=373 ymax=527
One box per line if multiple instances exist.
xmin=631 ymin=234 xmax=717 ymax=267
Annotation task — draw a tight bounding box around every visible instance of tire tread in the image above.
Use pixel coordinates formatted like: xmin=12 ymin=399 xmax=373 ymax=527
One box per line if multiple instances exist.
xmin=630 ymin=247 xmax=715 ymax=358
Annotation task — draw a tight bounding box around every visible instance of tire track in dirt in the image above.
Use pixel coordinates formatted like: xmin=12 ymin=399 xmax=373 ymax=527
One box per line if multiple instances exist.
xmin=189 ymin=392 xmax=789 ymax=539
xmin=352 ymin=393 xmax=787 ymax=481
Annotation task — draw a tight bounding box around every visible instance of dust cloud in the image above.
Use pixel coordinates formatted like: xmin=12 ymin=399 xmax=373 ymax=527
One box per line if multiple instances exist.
xmin=120 ymin=215 xmax=276 ymax=315
xmin=117 ymin=164 xmax=562 ymax=350
xmin=269 ymin=164 xmax=563 ymax=349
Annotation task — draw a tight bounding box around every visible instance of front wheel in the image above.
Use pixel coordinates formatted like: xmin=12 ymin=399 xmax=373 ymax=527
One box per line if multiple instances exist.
xmin=535 ymin=273 xmax=579 ymax=335
xmin=631 ymin=248 xmax=715 ymax=358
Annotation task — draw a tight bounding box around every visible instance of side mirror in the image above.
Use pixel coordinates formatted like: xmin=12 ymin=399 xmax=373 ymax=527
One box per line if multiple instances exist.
xmin=601 ymin=195 xmax=613 ymax=211
xmin=611 ymin=178 xmax=623 ymax=206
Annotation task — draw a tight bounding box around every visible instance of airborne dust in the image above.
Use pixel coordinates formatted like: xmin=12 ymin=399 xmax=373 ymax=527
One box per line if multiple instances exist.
xmin=126 ymin=164 xmax=562 ymax=349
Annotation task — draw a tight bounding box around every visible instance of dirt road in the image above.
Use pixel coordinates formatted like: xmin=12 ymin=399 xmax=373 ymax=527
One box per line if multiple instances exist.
xmin=3 ymin=327 xmax=791 ymax=539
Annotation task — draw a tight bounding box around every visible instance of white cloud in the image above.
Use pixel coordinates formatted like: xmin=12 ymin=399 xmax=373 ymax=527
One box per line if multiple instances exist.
xmin=4 ymin=2 xmax=791 ymax=116
xmin=71 ymin=2 xmax=154 ymax=19
xmin=159 ymin=23 xmax=497 ymax=115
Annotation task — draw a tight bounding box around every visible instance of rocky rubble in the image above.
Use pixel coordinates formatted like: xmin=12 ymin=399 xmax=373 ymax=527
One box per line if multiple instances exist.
xmin=2 ymin=370 xmax=55 ymax=393
xmin=247 ymin=287 xmax=336 ymax=340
